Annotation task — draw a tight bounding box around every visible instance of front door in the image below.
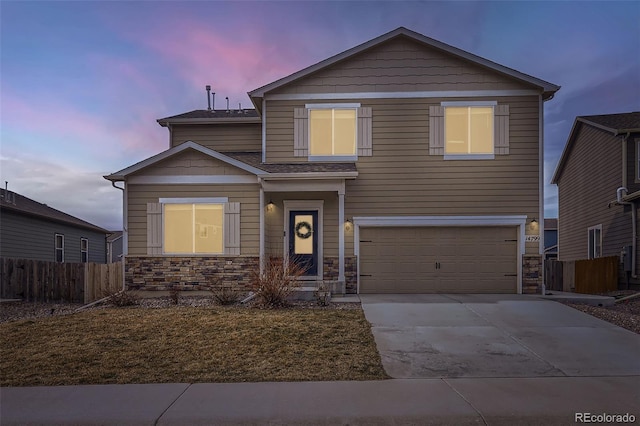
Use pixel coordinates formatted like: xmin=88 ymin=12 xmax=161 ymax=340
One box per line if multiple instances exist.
xmin=289 ymin=210 xmax=318 ymax=276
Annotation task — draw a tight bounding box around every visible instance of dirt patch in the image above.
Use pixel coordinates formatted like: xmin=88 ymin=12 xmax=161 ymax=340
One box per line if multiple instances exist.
xmin=564 ymin=294 xmax=640 ymax=334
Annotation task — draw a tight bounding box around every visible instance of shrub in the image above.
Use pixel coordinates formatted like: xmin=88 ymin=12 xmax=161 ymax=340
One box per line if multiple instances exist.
xmin=210 ymin=284 xmax=241 ymax=305
xmin=169 ymin=288 xmax=180 ymax=305
xmin=103 ymin=289 xmax=139 ymax=307
xmin=251 ymin=257 xmax=305 ymax=308
xmin=314 ymin=282 xmax=332 ymax=307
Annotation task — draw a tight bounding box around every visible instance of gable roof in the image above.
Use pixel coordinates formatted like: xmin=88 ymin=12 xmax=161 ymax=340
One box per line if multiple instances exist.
xmin=577 ymin=112 xmax=640 ymax=135
xmin=157 ymin=109 xmax=261 ymax=127
xmin=248 ymin=26 xmax=560 ymax=110
xmin=105 ymin=142 xmax=359 ymax=182
xmin=551 ymin=112 xmax=640 ymax=184
xmin=104 ymin=141 xmax=267 ymax=180
xmin=0 ymin=188 xmax=108 ymax=233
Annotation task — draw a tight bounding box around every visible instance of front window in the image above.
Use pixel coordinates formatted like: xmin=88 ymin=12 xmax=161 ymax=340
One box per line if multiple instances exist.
xmin=588 ymin=225 xmax=602 ymax=259
xmin=164 ymin=203 xmax=223 ymax=254
xmin=445 ymin=106 xmax=494 ymax=155
xmin=81 ymin=238 xmax=88 ymax=263
xmin=55 ymin=234 xmax=64 ymax=263
xmin=309 ymin=108 xmax=356 ymax=157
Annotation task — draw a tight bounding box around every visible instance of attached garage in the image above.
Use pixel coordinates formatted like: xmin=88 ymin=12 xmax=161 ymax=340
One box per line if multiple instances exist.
xmin=358 ymin=226 xmax=519 ymax=294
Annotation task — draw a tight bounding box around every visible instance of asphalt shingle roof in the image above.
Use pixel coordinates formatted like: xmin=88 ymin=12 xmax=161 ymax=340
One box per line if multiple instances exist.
xmin=580 ymin=112 xmax=640 ymax=133
xmin=223 ymin=152 xmax=357 ymax=173
xmin=158 ymin=109 xmax=260 ymax=121
xmin=0 ymin=188 xmax=108 ymax=233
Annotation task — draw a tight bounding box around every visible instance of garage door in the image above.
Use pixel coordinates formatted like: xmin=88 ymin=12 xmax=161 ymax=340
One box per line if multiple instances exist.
xmin=359 ymin=226 xmax=518 ymax=293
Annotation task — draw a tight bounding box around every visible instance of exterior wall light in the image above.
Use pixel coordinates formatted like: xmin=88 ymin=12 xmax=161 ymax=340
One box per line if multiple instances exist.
xmin=345 ymin=219 xmax=353 ymax=231
xmin=266 ymin=200 xmax=274 ymax=212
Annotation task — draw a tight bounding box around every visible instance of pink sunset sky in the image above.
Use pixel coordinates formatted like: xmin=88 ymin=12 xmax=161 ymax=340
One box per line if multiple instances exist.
xmin=1 ymin=1 xmax=639 ymax=231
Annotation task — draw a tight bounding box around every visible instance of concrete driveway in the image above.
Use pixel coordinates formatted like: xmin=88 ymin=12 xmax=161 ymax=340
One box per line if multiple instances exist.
xmin=360 ymin=294 xmax=640 ymax=379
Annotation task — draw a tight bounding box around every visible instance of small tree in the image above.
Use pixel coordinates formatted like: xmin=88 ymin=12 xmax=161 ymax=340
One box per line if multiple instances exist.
xmin=251 ymin=257 xmax=305 ymax=308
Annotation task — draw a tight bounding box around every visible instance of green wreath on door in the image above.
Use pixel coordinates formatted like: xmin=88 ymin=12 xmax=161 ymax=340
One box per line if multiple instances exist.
xmin=295 ymin=221 xmax=313 ymax=239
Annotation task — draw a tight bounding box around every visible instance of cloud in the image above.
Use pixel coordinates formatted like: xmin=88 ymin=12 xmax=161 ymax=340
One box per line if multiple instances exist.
xmin=0 ymin=155 xmax=122 ymax=231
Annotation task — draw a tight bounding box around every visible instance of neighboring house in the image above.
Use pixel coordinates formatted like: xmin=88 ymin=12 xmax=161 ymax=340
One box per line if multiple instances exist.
xmin=552 ymin=111 xmax=640 ymax=288
xmin=107 ymin=231 xmax=123 ymax=263
xmin=105 ymin=27 xmax=559 ymax=294
xmin=0 ymin=188 xmax=108 ymax=263
xmin=544 ymin=218 xmax=558 ymax=260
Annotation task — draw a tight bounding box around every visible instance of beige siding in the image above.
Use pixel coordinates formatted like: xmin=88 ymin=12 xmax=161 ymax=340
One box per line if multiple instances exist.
xmin=131 ymin=150 xmax=253 ymax=177
xmin=170 ymin=123 xmax=261 ymax=151
xmin=266 ymin=96 xmax=540 ymax=255
xmin=557 ymin=125 xmax=630 ymax=262
xmin=271 ymin=37 xmax=531 ymax=95
xmin=127 ymin=184 xmax=259 ymax=256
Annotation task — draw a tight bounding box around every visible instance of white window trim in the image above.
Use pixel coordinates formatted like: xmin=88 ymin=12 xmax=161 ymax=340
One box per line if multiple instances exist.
xmin=306 ymin=103 xmax=359 ymax=159
xmin=442 ymin=101 xmax=496 ymax=159
xmin=161 ymin=200 xmax=227 ymax=255
xmin=81 ymin=238 xmax=88 ymax=263
xmin=55 ymin=233 xmax=64 ymax=263
xmin=588 ymin=224 xmax=603 ymax=259
xmin=283 ymin=200 xmax=324 ymax=281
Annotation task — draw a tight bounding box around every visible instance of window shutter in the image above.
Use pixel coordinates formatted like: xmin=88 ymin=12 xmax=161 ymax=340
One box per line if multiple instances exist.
xmin=147 ymin=203 xmax=162 ymax=255
xmin=294 ymin=108 xmax=308 ymax=157
xmin=429 ymin=105 xmax=445 ymax=155
xmin=494 ymin=104 xmax=510 ymax=155
xmin=357 ymin=107 xmax=372 ymax=156
xmin=224 ymin=202 xmax=240 ymax=255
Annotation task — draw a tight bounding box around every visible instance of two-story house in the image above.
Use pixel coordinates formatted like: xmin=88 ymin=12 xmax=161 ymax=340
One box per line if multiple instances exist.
xmin=552 ymin=112 xmax=640 ymax=288
xmin=105 ymin=27 xmax=559 ymax=294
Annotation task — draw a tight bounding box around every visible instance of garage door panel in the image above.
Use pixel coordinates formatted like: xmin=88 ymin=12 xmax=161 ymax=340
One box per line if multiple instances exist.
xmin=359 ymin=226 xmax=517 ymax=294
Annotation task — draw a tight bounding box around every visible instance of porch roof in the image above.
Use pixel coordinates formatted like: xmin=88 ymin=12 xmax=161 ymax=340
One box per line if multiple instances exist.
xmin=225 ymin=152 xmax=357 ymax=174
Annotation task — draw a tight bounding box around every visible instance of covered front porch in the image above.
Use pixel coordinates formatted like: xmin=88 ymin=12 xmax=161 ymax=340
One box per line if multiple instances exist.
xmin=259 ymin=177 xmax=357 ymax=294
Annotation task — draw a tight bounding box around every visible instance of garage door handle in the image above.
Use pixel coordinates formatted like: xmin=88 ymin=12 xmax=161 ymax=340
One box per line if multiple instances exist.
xmin=504 ymin=274 xmax=517 ymax=277
xmin=359 ymin=274 xmax=372 ymax=277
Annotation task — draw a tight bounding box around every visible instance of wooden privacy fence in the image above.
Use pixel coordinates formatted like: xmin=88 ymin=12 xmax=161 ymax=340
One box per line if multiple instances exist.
xmin=0 ymin=258 xmax=123 ymax=303
xmin=544 ymin=256 xmax=617 ymax=294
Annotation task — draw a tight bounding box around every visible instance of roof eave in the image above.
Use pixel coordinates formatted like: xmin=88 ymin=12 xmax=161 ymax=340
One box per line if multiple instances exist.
xmin=0 ymin=204 xmax=109 ymax=234
xmin=263 ymin=171 xmax=358 ymax=180
xmin=249 ymin=26 xmax=560 ymax=100
xmin=157 ymin=117 xmax=262 ymax=127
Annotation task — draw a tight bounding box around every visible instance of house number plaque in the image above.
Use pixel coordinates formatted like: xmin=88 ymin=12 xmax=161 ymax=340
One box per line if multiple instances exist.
xmin=525 ymin=235 xmax=540 ymax=242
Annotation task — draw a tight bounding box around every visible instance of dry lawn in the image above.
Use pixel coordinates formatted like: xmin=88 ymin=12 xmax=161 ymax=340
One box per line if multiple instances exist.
xmin=0 ymin=306 xmax=388 ymax=387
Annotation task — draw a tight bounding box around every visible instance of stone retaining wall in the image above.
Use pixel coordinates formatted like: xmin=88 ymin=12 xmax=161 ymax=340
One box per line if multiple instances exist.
xmin=323 ymin=256 xmax=357 ymax=294
xmin=125 ymin=256 xmax=259 ymax=292
xmin=523 ymin=254 xmax=542 ymax=294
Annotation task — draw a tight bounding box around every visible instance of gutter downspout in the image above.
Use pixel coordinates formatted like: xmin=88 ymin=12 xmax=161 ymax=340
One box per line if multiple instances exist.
xmin=617 ymin=186 xmax=637 ymax=278
xmin=111 ymin=181 xmax=127 ymax=290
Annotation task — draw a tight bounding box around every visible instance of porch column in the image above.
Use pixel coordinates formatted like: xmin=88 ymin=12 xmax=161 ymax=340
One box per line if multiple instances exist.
xmin=338 ymin=188 xmax=345 ymax=286
xmin=259 ymin=183 xmax=265 ymax=275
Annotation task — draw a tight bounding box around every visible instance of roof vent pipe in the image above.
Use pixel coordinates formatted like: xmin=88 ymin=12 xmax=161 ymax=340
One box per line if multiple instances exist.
xmin=212 ymin=92 xmax=215 ymax=110
xmin=226 ymin=97 xmax=230 ymax=113
xmin=206 ymin=85 xmax=212 ymax=111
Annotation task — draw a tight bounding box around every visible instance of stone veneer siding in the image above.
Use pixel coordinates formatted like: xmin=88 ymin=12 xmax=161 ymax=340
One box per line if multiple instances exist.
xmin=323 ymin=256 xmax=357 ymax=294
xmin=126 ymin=256 xmax=259 ymax=292
xmin=522 ymin=254 xmax=542 ymax=294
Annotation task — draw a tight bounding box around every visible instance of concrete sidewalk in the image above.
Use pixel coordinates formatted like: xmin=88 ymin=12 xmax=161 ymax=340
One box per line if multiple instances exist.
xmin=2 ymin=377 xmax=639 ymax=425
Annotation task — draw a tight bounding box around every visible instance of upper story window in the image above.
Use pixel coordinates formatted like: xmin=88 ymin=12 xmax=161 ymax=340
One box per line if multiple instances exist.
xmin=293 ymin=103 xmax=372 ymax=160
xmin=309 ymin=108 xmax=357 ymax=157
xmin=588 ymin=224 xmax=602 ymax=259
xmin=81 ymin=238 xmax=88 ymax=263
xmin=164 ymin=203 xmax=224 ymax=254
xmin=445 ymin=106 xmax=494 ymax=156
xmin=55 ymin=234 xmax=64 ymax=263
xmin=429 ymin=101 xmax=509 ymax=159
